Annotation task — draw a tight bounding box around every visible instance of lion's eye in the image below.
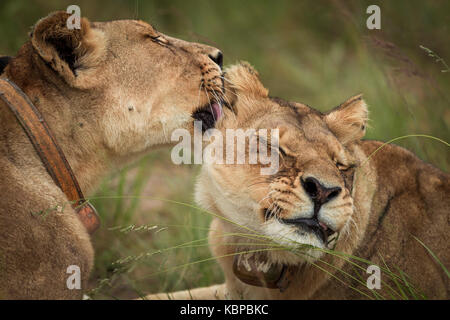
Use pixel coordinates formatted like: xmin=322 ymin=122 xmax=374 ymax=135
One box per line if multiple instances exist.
xmin=336 ymin=162 xmax=349 ymax=171
xmin=150 ymin=35 xmax=169 ymax=45
xmin=278 ymin=146 xmax=287 ymax=157
xmin=336 ymin=161 xmax=357 ymax=172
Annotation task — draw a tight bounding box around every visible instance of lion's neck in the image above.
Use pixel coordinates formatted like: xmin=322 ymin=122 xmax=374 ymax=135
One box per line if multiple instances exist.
xmin=3 ymin=47 xmax=111 ymax=195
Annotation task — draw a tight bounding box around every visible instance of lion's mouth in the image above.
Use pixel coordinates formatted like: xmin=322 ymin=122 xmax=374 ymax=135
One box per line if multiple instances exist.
xmin=281 ymin=217 xmax=336 ymax=245
xmin=192 ymin=99 xmax=224 ymax=132
xmin=192 ymin=71 xmax=237 ymax=132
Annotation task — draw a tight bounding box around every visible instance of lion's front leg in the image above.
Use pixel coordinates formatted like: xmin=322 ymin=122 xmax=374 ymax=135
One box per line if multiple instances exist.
xmin=0 ymin=192 xmax=94 ymax=299
xmin=143 ymin=284 xmax=228 ymax=300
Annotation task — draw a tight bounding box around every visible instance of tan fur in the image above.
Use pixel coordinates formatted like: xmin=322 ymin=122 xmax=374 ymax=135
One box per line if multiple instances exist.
xmin=324 ymin=94 xmax=368 ymax=145
xmin=147 ymin=63 xmax=449 ymax=300
xmin=0 ymin=11 xmax=224 ymax=299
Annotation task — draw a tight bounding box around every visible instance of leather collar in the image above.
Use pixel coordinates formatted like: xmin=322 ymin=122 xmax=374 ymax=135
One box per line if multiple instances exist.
xmin=233 ymin=252 xmax=296 ymax=292
xmin=0 ymin=78 xmax=100 ymax=234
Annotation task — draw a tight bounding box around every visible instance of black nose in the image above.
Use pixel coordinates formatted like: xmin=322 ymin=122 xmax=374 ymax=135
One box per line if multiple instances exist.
xmin=208 ymin=50 xmax=223 ymax=68
xmin=302 ymin=177 xmax=341 ymax=207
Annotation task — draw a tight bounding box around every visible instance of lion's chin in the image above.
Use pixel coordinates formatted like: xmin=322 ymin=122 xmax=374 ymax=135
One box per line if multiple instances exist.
xmin=260 ymin=219 xmax=329 ymax=264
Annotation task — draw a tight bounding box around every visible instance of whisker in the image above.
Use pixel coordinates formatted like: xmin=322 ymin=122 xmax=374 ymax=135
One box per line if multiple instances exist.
xmin=258 ymin=195 xmax=271 ymax=206
xmin=258 ymin=190 xmax=277 ymax=206
xmin=264 ymin=203 xmax=278 ymax=220
xmin=203 ymin=87 xmax=216 ymax=122
xmin=219 ymin=76 xmax=245 ymax=100
xmin=247 ymin=180 xmax=269 ymax=188
xmin=196 ymin=81 xmax=203 ymax=110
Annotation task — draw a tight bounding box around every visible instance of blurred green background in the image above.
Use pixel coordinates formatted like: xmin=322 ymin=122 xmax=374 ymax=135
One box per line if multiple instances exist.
xmin=1 ymin=0 xmax=448 ymax=299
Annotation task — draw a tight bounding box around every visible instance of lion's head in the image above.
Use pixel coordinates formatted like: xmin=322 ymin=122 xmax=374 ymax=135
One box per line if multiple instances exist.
xmin=5 ymin=11 xmax=225 ymax=156
xmin=197 ymin=63 xmax=369 ymax=264
xmin=2 ymin=11 xmax=227 ymax=191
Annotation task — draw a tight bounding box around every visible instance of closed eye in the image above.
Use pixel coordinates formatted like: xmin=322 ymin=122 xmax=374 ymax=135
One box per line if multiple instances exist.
xmin=149 ymin=35 xmax=169 ymax=45
xmin=278 ymin=146 xmax=287 ymax=157
xmin=336 ymin=162 xmax=356 ymax=171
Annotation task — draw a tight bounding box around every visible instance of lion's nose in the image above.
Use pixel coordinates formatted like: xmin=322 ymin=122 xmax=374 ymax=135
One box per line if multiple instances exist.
xmin=302 ymin=177 xmax=341 ymax=207
xmin=208 ymin=49 xmax=223 ymax=69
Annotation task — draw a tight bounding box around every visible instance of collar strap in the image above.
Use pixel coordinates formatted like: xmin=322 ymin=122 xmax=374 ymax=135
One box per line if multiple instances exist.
xmin=0 ymin=78 xmax=100 ymax=234
xmin=233 ymin=253 xmax=296 ymax=292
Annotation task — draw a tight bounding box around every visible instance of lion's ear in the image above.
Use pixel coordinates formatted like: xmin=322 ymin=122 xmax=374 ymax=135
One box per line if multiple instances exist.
xmin=0 ymin=56 xmax=12 ymax=74
xmin=324 ymin=94 xmax=368 ymax=145
xmin=31 ymin=11 xmax=106 ymax=87
xmin=224 ymin=62 xmax=268 ymax=98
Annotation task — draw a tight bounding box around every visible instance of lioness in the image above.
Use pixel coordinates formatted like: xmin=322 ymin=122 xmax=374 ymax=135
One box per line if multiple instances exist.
xmin=148 ymin=63 xmax=449 ymax=300
xmin=0 ymin=11 xmax=225 ymax=299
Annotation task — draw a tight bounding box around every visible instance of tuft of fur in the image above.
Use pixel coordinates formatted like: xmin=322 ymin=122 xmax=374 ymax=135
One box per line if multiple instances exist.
xmin=225 ymin=62 xmax=269 ymax=98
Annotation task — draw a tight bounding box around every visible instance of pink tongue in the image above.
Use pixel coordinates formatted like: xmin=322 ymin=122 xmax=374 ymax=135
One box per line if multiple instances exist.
xmin=211 ymin=102 xmax=223 ymax=120
xmin=319 ymin=222 xmax=328 ymax=231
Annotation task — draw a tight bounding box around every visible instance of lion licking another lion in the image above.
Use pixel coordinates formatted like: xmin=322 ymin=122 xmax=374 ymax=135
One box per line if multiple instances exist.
xmin=0 ymin=11 xmax=447 ymax=300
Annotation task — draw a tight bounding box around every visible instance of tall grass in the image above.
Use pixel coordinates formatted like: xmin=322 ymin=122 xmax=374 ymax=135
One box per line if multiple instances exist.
xmin=86 ymin=197 xmax=436 ymax=300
